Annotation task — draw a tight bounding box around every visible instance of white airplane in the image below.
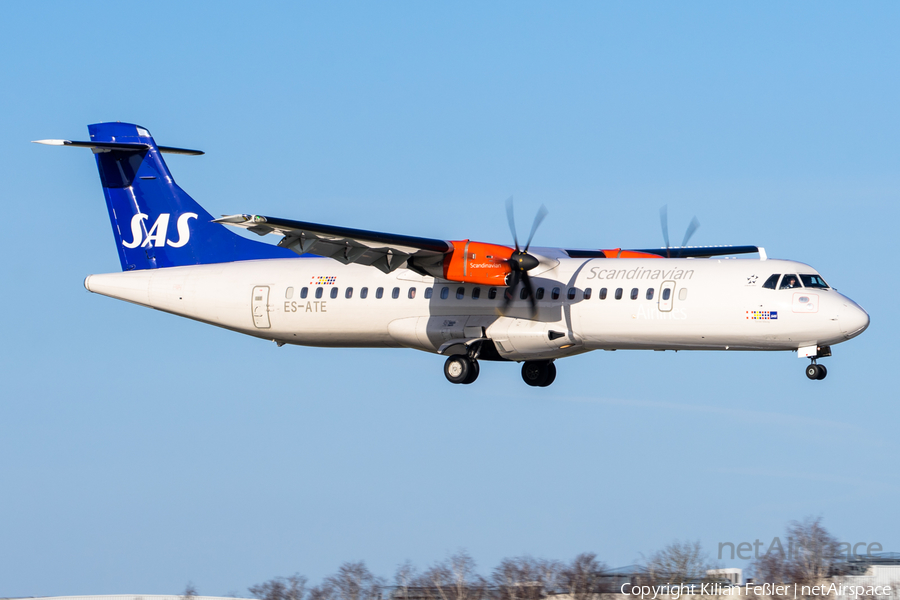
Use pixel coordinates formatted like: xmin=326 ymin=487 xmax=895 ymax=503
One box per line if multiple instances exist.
xmin=36 ymin=123 xmax=869 ymax=386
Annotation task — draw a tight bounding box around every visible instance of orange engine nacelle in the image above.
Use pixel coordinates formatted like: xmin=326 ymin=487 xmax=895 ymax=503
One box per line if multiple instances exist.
xmin=601 ymin=248 xmax=663 ymax=259
xmin=443 ymin=240 xmax=515 ymax=286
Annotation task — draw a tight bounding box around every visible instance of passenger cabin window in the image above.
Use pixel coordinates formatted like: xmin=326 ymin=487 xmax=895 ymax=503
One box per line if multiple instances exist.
xmin=646 ymin=288 xmax=654 ymax=300
xmin=392 ymin=287 xmax=400 ymax=299
xmin=762 ymin=274 xmax=780 ymax=290
xmin=662 ymin=288 xmax=671 ymax=301
xmin=408 ymin=287 xmax=416 ymax=299
xmin=424 ymin=287 xmax=433 ymax=299
xmin=285 ymin=287 xmax=294 ymax=299
xmin=567 ymin=288 xmax=577 ymax=300
xmin=599 ymin=288 xmax=607 ymax=300
xmin=456 ymin=287 xmax=465 ymax=299
xmin=330 ymin=287 xmax=339 ymax=299
xmin=472 ymin=287 xmax=480 ymax=300
xmin=615 ymin=288 xmax=623 ymax=300
xmin=300 ymin=287 xmax=309 ymax=299
xmin=551 ymin=287 xmax=560 ymax=300
xmin=376 ymin=287 xmax=384 ymax=299
xmin=360 ymin=287 xmax=368 ymax=299
xmin=345 ymin=287 xmax=353 ymax=299
xmin=800 ymin=274 xmax=829 ymax=289
xmin=315 ymin=287 xmax=323 ymax=299
xmin=583 ymin=288 xmax=592 ymax=300
xmin=780 ymin=274 xmax=801 ymax=290
xmin=488 ymin=287 xmax=497 ymax=299
xmin=630 ymin=288 xmax=638 ymax=300
xmin=679 ymin=288 xmax=688 ymax=300
xmin=440 ymin=287 xmax=449 ymax=299
xmin=520 ymin=287 xmax=529 ymax=300
xmin=536 ymin=287 xmax=545 ymax=300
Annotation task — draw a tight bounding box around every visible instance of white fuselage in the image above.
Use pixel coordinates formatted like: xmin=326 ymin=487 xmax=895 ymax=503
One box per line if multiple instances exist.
xmin=84 ymin=255 xmax=869 ymax=361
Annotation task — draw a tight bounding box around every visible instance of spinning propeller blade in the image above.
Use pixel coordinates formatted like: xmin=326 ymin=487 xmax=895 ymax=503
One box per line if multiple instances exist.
xmin=681 ymin=216 xmax=701 ymax=248
xmin=505 ymin=196 xmax=519 ymax=251
xmin=502 ymin=198 xmax=546 ymax=317
xmin=659 ymin=205 xmax=671 ymax=258
xmin=524 ymin=205 xmax=548 ymax=252
xmin=659 ymin=206 xmax=700 ymax=257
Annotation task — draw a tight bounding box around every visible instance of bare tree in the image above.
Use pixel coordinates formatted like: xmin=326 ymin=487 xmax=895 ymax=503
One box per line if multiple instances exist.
xmin=785 ymin=517 xmax=840 ymax=585
xmin=752 ymin=517 xmax=839 ymax=587
xmin=641 ymin=540 xmax=714 ymax=584
xmin=558 ymin=553 xmax=608 ymax=600
xmin=417 ymin=551 xmax=487 ymax=600
xmin=393 ymin=561 xmax=418 ymax=600
xmin=491 ymin=556 xmax=561 ymax=600
xmin=250 ymin=574 xmax=309 ymax=600
xmin=308 ymin=584 xmax=337 ymax=600
xmin=309 ymin=561 xmax=385 ymax=600
xmin=182 ymin=583 xmax=198 ymax=600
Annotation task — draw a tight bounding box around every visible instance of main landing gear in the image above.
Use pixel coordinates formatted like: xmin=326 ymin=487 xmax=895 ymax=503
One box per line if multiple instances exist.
xmin=444 ymin=355 xmax=480 ymax=385
xmin=521 ymin=360 xmax=556 ymax=387
xmin=443 ymin=356 xmax=559 ymax=387
xmin=806 ymin=362 xmax=828 ymax=380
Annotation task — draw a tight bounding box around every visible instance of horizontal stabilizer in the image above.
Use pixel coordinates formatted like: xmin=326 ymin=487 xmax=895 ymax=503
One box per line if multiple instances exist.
xmin=32 ymin=139 xmax=203 ymax=155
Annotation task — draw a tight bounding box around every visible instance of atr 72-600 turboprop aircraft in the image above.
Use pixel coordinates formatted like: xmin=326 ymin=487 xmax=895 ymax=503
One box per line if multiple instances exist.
xmin=36 ymin=122 xmax=869 ymax=386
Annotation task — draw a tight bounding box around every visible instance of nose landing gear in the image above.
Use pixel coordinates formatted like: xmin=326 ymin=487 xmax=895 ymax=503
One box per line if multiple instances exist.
xmin=800 ymin=345 xmax=831 ymax=381
xmin=805 ymin=361 xmax=827 ymax=380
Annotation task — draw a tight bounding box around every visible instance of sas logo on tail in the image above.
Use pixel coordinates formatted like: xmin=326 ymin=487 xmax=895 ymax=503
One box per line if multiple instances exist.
xmin=122 ymin=213 xmax=197 ymax=248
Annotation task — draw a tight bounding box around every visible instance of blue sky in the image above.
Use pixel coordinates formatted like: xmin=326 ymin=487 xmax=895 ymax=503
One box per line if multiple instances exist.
xmin=1 ymin=1 xmax=898 ymax=596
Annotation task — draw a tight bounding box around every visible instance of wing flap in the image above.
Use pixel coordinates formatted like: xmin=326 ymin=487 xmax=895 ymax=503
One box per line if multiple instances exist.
xmin=215 ymin=214 xmax=452 ymax=273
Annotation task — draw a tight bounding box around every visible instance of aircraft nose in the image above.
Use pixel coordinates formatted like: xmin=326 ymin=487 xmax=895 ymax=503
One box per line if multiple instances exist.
xmin=840 ymin=301 xmax=870 ymax=339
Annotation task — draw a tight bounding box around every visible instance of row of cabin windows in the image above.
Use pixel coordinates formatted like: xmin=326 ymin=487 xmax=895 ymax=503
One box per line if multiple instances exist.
xmin=284 ymin=286 xmax=423 ymax=300
xmin=513 ymin=286 xmax=686 ymax=301
xmin=285 ymin=285 xmax=688 ymax=302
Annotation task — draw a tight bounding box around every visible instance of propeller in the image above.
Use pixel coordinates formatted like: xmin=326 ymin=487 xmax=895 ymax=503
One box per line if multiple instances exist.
xmin=659 ymin=205 xmax=700 ymax=258
xmin=502 ymin=197 xmax=547 ymax=316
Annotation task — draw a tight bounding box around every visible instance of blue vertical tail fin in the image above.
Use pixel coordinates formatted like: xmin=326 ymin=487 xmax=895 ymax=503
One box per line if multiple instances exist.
xmin=43 ymin=122 xmax=294 ymax=270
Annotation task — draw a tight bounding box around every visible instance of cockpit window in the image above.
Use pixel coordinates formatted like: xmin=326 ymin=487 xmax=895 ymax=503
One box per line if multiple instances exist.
xmin=780 ymin=274 xmax=801 ymax=290
xmin=762 ymin=274 xmax=780 ymax=290
xmin=800 ymin=274 xmax=829 ymax=289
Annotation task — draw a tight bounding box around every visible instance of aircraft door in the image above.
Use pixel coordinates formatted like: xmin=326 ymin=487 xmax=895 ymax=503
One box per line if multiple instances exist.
xmin=658 ymin=280 xmax=675 ymax=312
xmin=252 ymin=286 xmax=271 ymax=329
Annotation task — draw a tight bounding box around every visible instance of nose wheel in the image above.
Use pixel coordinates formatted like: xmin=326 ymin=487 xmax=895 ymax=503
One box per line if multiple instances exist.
xmin=444 ymin=355 xmax=480 ymax=384
xmin=805 ymin=362 xmax=827 ymax=380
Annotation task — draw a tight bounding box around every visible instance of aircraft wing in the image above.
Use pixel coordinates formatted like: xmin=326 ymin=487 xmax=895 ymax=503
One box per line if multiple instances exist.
xmin=216 ymin=213 xmax=762 ymax=279
xmin=215 ymin=214 xmax=453 ymax=274
xmin=566 ymin=245 xmax=761 ymax=259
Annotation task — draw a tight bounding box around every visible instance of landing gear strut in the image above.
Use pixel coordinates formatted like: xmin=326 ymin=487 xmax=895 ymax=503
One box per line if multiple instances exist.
xmin=521 ymin=360 xmax=557 ymax=387
xmin=444 ymin=355 xmax=479 ymax=384
xmin=805 ymin=361 xmax=827 ymax=380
